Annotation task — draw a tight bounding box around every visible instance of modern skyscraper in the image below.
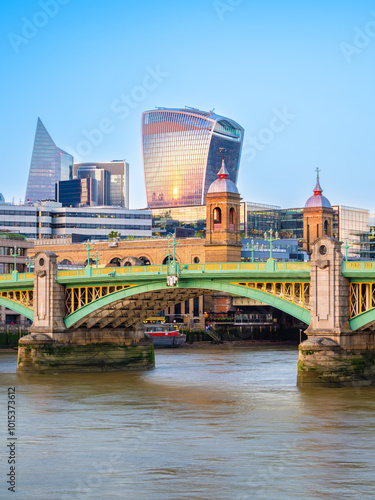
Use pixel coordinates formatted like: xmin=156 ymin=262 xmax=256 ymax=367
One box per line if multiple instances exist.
xmin=25 ymin=118 xmax=73 ymax=203
xmin=142 ymin=107 xmax=244 ymax=209
xmin=76 ymin=166 xmax=110 ymax=206
xmin=55 ymin=178 xmax=98 ymax=207
xmin=73 ymin=161 xmax=129 ymax=208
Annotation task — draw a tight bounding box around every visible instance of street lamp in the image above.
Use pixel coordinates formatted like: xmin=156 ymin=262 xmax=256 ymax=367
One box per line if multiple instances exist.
xmin=83 ymin=240 xmax=94 ymax=267
xmin=264 ymin=229 xmax=279 ymax=261
xmin=25 ymin=257 xmax=35 ymax=272
xmin=10 ymin=246 xmax=21 ymax=273
xmin=342 ymin=238 xmax=353 ymax=261
xmin=165 ymin=234 xmax=180 ymax=286
xmin=91 ymin=251 xmax=102 ymax=269
xmin=246 ymin=240 xmax=258 ymax=262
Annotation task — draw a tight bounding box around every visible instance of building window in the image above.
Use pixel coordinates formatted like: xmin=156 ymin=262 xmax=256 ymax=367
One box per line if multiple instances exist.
xmin=110 ymin=258 xmax=121 ymax=267
xmin=230 ymin=208 xmax=235 ymax=225
xmin=193 ymin=257 xmax=200 ymax=263
xmin=213 ymin=207 xmax=221 ymax=224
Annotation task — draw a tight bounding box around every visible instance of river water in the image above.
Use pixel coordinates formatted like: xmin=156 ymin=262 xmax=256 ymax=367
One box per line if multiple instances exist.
xmin=1 ymin=346 xmax=375 ymax=500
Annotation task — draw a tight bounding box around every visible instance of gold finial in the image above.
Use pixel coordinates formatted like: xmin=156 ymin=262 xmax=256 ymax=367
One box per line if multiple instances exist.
xmin=219 ymin=147 xmax=226 ymax=161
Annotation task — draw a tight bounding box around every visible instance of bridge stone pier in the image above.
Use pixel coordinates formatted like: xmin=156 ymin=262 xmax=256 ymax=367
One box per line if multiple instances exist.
xmin=17 ymin=252 xmax=154 ymax=374
xmin=297 ymin=237 xmax=375 ymax=387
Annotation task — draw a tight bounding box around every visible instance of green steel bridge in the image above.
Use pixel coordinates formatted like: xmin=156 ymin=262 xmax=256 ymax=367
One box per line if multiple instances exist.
xmin=1 ymin=260 xmax=375 ymax=332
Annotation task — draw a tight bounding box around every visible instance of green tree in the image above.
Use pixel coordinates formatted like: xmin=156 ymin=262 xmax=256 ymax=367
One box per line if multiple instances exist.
xmin=108 ymin=231 xmax=121 ymax=239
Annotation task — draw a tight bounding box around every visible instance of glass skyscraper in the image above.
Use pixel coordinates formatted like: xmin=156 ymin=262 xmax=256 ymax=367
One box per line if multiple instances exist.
xmin=73 ymin=161 xmax=129 ymax=208
xmin=25 ymin=118 xmax=73 ymax=203
xmin=142 ymin=107 xmax=244 ymax=208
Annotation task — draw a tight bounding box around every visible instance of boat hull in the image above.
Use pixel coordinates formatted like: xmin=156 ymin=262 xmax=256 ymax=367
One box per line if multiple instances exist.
xmin=145 ymin=333 xmax=186 ymax=348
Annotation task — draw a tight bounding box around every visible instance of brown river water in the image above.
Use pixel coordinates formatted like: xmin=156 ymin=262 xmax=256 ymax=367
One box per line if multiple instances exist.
xmin=1 ymin=346 xmax=375 ymax=500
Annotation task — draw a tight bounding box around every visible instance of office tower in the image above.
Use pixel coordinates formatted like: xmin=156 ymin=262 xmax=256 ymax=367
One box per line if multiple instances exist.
xmin=141 ymin=107 xmax=244 ymax=209
xmin=55 ymin=178 xmax=98 ymax=207
xmin=73 ymin=161 xmax=129 ymax=208
xmin=25 ymin=118 xmax=73 ymax=203
xmin=76 ymin=166 xmax=110 ymax=206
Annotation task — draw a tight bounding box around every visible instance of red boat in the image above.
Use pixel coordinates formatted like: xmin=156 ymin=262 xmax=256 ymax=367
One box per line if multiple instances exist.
xmin=144 ymin=324 xmax=186 ymax=347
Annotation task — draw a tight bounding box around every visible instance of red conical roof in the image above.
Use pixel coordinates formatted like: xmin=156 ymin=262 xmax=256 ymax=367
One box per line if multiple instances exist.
xmin=305 ymin=169 xmax=331 ymax=208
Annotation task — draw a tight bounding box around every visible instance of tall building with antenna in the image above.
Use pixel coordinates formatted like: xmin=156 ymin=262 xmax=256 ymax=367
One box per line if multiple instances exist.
xmin=141 ymin=107 xmax=244 ymax=209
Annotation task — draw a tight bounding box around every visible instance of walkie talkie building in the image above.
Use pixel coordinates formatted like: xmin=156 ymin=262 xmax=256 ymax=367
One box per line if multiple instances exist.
xmin=142 ymin=108 xmax=244 ymax=208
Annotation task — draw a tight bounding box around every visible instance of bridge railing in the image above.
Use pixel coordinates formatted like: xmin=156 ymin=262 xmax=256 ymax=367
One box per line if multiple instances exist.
xmin=57 ymin=261 xmax=311 ymax=279
xmin=0 ymin=272 xmax=34 ymax=282
xmin=342 ymin=261 xmax=375 ymax=275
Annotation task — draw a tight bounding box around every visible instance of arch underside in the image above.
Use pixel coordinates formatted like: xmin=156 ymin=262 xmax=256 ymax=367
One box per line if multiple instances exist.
xmin=0 ymin=298 xmax=34 ymax=321
xmin=349 ymin=308 xmax=375 ymax=332
xmin=65 ymin=280 xmax=311 ymax=329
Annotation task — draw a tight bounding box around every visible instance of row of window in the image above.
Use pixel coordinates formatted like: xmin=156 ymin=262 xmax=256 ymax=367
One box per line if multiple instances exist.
xmin=0 ymin=222 xmax=37 ymax=227
xmin=53 ymin=223 xmax=151 ymax=230
xmin=0 ymin=210 xmax=36 ymax=216
xmin=50 ymin=212 xmax=151 ymax=219
xmin=0 ymin=247 xmax=27 ymax=256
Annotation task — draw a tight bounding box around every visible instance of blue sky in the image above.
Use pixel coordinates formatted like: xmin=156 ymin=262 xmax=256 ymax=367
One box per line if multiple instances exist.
xmin=1 ymin=0 xmax=374 ymax=211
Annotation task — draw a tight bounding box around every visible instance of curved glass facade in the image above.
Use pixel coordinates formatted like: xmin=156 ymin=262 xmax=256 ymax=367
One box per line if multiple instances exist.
xmin=142 ymin=108 xmax=244 ymax=208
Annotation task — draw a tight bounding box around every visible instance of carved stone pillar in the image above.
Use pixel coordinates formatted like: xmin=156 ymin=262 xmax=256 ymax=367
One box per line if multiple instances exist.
xmin=30 ymin=251 xmax=66 ymax=337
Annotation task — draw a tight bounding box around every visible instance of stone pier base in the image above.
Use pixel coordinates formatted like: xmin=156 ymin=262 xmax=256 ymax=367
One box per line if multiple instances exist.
xmin=297 ymin=336 xmax=375 ymax=387
xmin=17 ymin=328 xmax=155 ymax=374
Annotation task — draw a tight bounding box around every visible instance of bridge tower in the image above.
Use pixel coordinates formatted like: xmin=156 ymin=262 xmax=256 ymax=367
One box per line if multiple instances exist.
xmin=303 ymin=169 xmax=334 ymax=254
xmin=204 ymin=157 xmax=242 ymax=263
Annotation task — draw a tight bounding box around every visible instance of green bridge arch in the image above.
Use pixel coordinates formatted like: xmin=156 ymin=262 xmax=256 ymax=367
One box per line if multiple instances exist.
xmin=0 ymin=298 xmax=34 ymax=321
xmin=349 ymin=308 xmax=375 ymax=332
xmin=64 ymin=279 xmax=311 ymax=328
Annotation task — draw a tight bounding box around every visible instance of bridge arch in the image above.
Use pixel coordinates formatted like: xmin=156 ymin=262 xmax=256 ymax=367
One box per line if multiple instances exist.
xmin=107 ymin=257 xmax=122 ymax=267
xmin=0 ymin=298 xmax=34 ymax=321
xmin=121 ymin=256 xmax=142 ymax=267
xmin=64 ymin=279 xmax=310 ymax=329
xmin=139 ymin=256 xmax=152 ymax=266
xmin=349 ymin=308 xmax=375 ymax=332
xmin=59 ymin=257 xmax=75 ymax=266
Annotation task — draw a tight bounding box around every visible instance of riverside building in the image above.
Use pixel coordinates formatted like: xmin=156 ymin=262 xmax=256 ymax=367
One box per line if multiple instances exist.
xmin=0 ymin=200 xmax=152 ymax=241
xmin=0 ymin=232 xmax=33 ymax=327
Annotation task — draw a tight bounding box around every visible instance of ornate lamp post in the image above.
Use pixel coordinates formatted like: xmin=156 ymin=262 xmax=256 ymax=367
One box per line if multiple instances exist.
xmin=264 ymin=229 xmax=279 ymax=261
xmin=10 ymin=246 xmax=21 ymax=273
xmin=342 ymin=238 xmax=353 ymax=261
xmin=83 ymin=241 xmax=94 ymax=267
xmin=91 ymin=251 xmax=102 ymax=269
xmin=25 ymin=257 xmax=35 ymax=272
xmin=246 ymin=239 xmax=258 ymax=262
xmin=165 ymin=234 xmax=180 ymax=286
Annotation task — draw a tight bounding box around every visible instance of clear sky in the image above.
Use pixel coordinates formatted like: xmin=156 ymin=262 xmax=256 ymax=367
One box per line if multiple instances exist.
xmin=1 ymin=0 xmax=374 ymax=211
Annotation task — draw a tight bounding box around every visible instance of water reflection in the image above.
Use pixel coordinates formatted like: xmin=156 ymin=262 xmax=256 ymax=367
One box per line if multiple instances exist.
xmin=1 ymin=348 xmax=375 ymax=499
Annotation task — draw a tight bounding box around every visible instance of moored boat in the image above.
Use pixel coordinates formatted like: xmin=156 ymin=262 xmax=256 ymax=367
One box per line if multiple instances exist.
xmin=144 ymin=324 xmax=186 ymax=347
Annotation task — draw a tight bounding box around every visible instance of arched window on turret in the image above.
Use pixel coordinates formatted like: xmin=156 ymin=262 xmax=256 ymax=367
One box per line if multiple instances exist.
xmin=324 ymin=220 xmax=328 ymax=235
xmin=229 ymin=208 xmax=235 ymax=229
xmin=213 ymin=207 xmax=221 ymax=229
